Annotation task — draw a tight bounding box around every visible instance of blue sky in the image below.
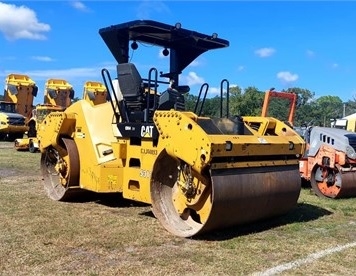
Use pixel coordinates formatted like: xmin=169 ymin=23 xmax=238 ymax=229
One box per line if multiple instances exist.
xmin=0 ymin=1 xmax=355 ymax=105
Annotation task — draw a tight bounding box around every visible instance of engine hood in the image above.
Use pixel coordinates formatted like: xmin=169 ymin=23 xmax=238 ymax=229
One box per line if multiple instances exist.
xmin=1 ymin=112 xmax=25 ymax=119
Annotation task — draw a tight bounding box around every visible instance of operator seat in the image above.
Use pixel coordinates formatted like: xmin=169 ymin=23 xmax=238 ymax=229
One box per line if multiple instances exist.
xmin=117 ymin=63 xmax=145 ymax=121
xmin=117 ymin=63 xmax=143 ymax=100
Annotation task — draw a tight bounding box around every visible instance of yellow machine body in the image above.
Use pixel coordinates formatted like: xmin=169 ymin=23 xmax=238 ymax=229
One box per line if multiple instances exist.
xmin=14 ymin=78 xmax=73 ymax=148
xmin=333 ymin=117 xmax=356 ymax=132
xmin=0 ymin=101 xmax=27 ymax=139
xmin=14 ymin=104 xmax=64 ymax=152
xmin=4 ymin=73 xmax=38 ymax=122
xmin=83 ymin=81 xmax=108 ymax=106
xmin=39 ymin=20 xmax=306 ymax=237
xmin=43 ymin=79 xmax=74 ymax=108
xmin=39 ymin=100 xmax=305 ymax=236
xmin=1 ymin=74 xmax=38 ymax=140
xmin=260 ymin=89 xmax=356 ymax=199
xmin=14 ymin=136 xmax=37 ymax=151
xmin=346 ymin=119 xmax=356 ymax=132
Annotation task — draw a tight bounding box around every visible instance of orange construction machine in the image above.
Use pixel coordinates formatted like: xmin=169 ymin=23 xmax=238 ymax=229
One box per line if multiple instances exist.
xmin=261 ymin=88 xmax=356 ymax=199
xmin=261 ymin=88 xmax=297 ymax=127
xmin=299 ymin=127 xmax=356 ymax=198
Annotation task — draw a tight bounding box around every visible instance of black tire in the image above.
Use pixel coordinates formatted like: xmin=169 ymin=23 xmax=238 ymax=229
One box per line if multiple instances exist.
xmin=29 ymin=140 xmax=36 ymax=153
xmin=28 ymin=121 xmax=37 ymax=138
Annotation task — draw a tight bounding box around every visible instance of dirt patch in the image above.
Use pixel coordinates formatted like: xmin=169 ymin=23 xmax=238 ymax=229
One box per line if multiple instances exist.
xmin=0 ymin=141 xmax=15 ymax=149
xmin=0 ymin=168 xmax=18 ymax=178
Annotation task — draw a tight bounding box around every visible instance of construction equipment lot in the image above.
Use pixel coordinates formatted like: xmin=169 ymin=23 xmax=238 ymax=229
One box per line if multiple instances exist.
xmin=1 ymin=141 xmax=356 ymax=275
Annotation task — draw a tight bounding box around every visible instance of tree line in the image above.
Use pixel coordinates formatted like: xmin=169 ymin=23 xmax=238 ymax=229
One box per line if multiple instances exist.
xmin=184 ymin=86 xmax=356 ymax=127
xmin=3 ymin=85 xmax=355 ymax=127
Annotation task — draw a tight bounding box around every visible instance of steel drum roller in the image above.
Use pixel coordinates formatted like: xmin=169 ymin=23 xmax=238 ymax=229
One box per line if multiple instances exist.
xmin=311 ymin=165 xmax=356 ymax=199
xmin=41 ymin=138 xmax=82 ymax=201
xmin=151 ymin=152 xmax=301 ymax=237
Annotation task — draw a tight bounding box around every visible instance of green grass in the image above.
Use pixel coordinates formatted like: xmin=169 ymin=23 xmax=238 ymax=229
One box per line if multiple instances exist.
xmin=1 ymin=141 xmax=356 ymax=275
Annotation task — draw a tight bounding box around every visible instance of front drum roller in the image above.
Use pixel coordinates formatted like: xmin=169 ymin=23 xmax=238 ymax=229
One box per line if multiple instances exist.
xmin=151 ymin=151 xmax=301 ymax=237
xmin=41 ymin=138 xmax=81 ymax=201
xmin=310 ymin=164 xmax=356 ymax=199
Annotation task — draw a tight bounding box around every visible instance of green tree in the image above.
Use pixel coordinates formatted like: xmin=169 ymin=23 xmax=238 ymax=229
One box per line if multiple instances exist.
xmin=201 ymin=95 xmax=221 ymax=117
xmin=183 ymin=84 xmax=354 ymax=128
xmin=345 ymin=98 xmax=356 ymax=117
xmin=228 ymin=85 xmax=243 ymax=116
xmin=184 ymin=93 xmax=198 ymax=112
xmin=236 ymin=86 xmax=264 ymax=116
xmin=285 ymin=87 xmax=315 ymax=106
xmin=285 ymin=87 xmax=316 ymax=126
xmin=314 ymin=95 xmax=343 ymax=126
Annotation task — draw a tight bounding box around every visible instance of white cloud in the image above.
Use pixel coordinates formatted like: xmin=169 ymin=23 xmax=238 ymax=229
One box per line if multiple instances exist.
xmin=209 ymin=87 xmax=220 ymax=95
xmin=31 ymin=56 xmax=55 ymax=62
xmin=230 ymin=84 xmax=239 ymax=88
xmin=136 ymin=0 xmax=171 ymax=19
xmin=255 ymin=47 xmax=276 ymax=58
xmin=0 ymin=2 xmax=50 ymax=40
xmin=277 ymin=71 xmax=299 ymax=83
xmin=0 ymin=65 xmax=116 ymax=82
xmin=159 ymin=53 xmax=202 ymax=66
xmin=207 ymin=84 xmax=239 ymax=96
xmin=181 ymin=71 xmax=205 ymax=86
xmin=208 ymin=86 xmax=231 ymax=96
xmin=306 ymin=49 xmax=315 ymax=58
xmin=0 ymin=56 xmax=16 ymax=61
xmin=26 ymin=67 xmax=110 ymax=80
xmin=69 ymin=1 xmax=90 ymax=12
xmin=237 ymin=65 xmax=244 ymax=71
xmin=332 ymin=63 xmax=339 ymax=68
xmin=188 ymin=60 xmax=201 ymax=67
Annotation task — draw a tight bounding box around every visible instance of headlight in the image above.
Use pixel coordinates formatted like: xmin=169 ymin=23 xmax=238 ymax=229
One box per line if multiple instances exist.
xmin=346 ymin=145 xmax=356 ymax=159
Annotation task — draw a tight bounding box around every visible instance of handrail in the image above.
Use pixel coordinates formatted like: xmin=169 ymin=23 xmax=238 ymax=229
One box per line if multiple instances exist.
xmin=220 ymin=79 xmax=230 ymax=118
xmin=194 ymin=83 xmax=209 ymax=116
xmin=101 ymin=68 xmax=128 ymax=123
xmin=146 ymin=67 xmax=159 ymax=122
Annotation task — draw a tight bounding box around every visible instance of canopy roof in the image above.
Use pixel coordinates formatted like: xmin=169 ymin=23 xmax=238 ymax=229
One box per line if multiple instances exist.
xmin=99 ymin=20 xmax=229 ymax=82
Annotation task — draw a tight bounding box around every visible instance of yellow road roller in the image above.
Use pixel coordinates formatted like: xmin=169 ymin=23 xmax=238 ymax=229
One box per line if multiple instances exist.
xmin=38 ymin=20 xmax=306 ymax=237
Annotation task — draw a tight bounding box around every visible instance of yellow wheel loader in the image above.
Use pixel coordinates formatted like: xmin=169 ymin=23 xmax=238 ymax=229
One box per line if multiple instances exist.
xmin=14 ymin=78 xmax=74 ymax=152
xmin=4 ymin=73 xmax=38 ymax=122
xmin=0 ymin=101 xmax=27 ymax=140
xmin=38 ymin=20 xmax=305 ymax=237
xmin=83 ymin=81 xmax=108 ymax=106
xmin=43 ymin=78 xmax=75 ymax=107
xmin=1 ymin=74 xmax=38 ymax=140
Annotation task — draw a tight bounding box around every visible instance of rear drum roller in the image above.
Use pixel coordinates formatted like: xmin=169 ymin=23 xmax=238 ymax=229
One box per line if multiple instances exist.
xmin=311 ymin=165 xmax=356 ymax=199
xmin=41 ymin=138 xmax=80 ymax=201
xmin=151 ymin=151 xmax=301 ymax=237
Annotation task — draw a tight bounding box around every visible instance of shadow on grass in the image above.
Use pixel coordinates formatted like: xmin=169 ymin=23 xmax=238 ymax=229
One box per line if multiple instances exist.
xmin=301 ymin=179 xmax=312 ymax=188
xmin=68 ymin=192 xmax=150 ymax=208
xmin=196 ymin=202 xmax=333 ymax=241
xmin=65 ymin=192 xmax=332 ymax=241
xmin=94 ymin=197 xmax=333 ymax=240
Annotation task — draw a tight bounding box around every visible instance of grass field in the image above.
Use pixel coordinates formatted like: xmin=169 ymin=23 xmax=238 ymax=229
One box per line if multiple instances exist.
xmin=1 ymin=141 xmax=356 ymax=275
